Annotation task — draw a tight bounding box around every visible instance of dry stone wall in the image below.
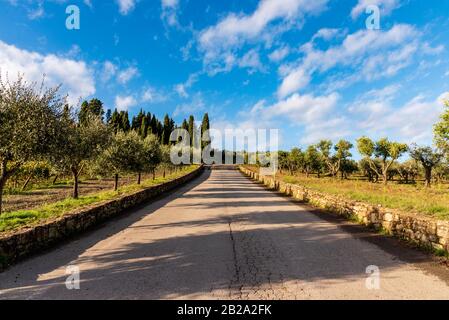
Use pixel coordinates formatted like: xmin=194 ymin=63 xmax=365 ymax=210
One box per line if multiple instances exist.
xmin=0 ymin=166 xmax=204 ymax=270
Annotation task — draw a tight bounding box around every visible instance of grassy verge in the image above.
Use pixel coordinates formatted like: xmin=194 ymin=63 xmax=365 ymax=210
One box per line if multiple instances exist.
xmin=0 ymin=166 xmax=198 ymax=234
xmin=245 ymin=165 xmax=449 ymax=220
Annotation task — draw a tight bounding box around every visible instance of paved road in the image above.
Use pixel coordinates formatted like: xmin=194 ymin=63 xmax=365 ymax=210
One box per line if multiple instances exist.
xmin=1 ymin=168 xmax=449 ymax=299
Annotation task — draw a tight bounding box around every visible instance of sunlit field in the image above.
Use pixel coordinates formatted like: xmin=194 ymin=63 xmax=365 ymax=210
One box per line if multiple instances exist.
xmin=279 ymin=172 xmax=449 ymax=219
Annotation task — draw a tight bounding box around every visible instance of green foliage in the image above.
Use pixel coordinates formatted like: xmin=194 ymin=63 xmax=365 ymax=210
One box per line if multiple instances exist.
xmin=52 ymin=109 xmax=110 ymax=198
xmin=188 ymin=115 xmax=195 ymax=146
xmin=357 ymin=137 xmax=408 ymax=184
xmin=304 ymin=145 xmax=322 ymax=176
xmin=409 ymin=144 xmax=443 ymax=187
xmin=317 ymin=139 xmax=353 ymax=177
xmin=78 ymin=98 xmax=105 ymax=125
xmin=434 ymin=99 xmax=449 ymax=158
xmin=201 ymin=113 xmax=211 ymax=150
xmin=98 ymin=131 xmax=146 ymax=176
xmin=286 ymin=148 xmax=304 ymax=174
xmin=0 ymin=74 xmax=66 ymax=213
xmin=143 ymin=134 xmax=162 ymax=172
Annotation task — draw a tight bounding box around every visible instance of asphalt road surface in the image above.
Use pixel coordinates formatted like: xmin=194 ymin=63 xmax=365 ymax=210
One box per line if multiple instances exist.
xmin=1 ymin=168 xmax=449 ymax=300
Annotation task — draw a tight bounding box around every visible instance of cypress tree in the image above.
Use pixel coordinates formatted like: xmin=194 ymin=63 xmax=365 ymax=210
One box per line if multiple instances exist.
xmin=201 ymin=113 xmax=211 ymax=150
xmin=188 ymin=115 xmax=195 ymax=146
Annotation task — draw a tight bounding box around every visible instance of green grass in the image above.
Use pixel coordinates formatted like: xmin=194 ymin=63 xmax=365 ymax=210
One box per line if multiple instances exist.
xmin=0 ymin=166 xmax=198 ymax=234
xmin=279 ymin=173 xmax=449 ymax=219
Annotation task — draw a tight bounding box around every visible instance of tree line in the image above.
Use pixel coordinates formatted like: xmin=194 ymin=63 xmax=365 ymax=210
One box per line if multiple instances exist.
xmin=0 ymin=75 xmax=210 ymax=214
xmin=276 ymin=100 xmax=449 ymax=187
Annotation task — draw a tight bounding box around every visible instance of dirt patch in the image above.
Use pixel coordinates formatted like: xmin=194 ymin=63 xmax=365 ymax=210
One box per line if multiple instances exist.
xmin=3 ymin=173 xmax=157 ymax=213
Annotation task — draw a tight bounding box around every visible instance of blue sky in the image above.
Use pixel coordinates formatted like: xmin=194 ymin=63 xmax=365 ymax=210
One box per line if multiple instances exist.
xmin=1 ymin=0 xmax=449 ymax=151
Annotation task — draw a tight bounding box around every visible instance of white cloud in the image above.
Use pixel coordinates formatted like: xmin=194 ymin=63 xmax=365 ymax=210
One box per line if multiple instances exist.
xmin=351 ymin=0 xmax=401 ymax=19
xmin=0 ymin=40 xmax=95 ymax=105
xmin=239 ymin=49 xmax=264 ymax=72
xmin=268 ymin=46 xmax=290 ymax=62
xmin=117 ymin=66 xmax=139 ymax=84
xmin=117 ymin=0 xmax=136 ymax=15
xmin=311 ymin=28 xmax=341 ymax=41
xmin=278 ymin=24 xmax=419 ymax=98
xmin=175 ymin=73 xmax=199 ymax=98
xmin=115 ymin=95 xmax=137 ymax=111
xmin=100 ymin=61 xmax=118 ymax=82
xmin=198 ymin=0 xmax=329 ymax=74
xmin=173 ymin=93 xmax=205 ymax=116
xmin=265 ymin=92 xmax=339 ymax=123
xmin=301 ymin=117 xmax=351 ymax=144
xmin=350 ymin=89 xmax=449 ymax=144
xmin=28 ymin=5 xmax=44 ymax=20
xmin=161 ymin=0 xmax=179 ymax=26
xmin=141 ymin=87 xmax=167 ymax=103
xmin=277 ymin=67 xmax=310 ymax=98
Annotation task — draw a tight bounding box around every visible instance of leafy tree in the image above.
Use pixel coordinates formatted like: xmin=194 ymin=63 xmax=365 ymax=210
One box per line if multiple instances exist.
xmin=120 ymin=111 xmax=130 ymax=132
xmin=131 ymin=109 xmax=145 ymax=131
xmin=434 ymin=99 xmax=449 ymax=159
xmin=434 ymin=162 xmax=449 ymax=183
xmin=98 ymin=131 xmax=146 ymax=191
xmin=162 ymin=114 xmax=175 ymax=145
xmin=79 ymin=98 xmax=105 ymax=125
xmin=359 ymin=158 xmax=381 ymax=182
xmin=277 ymin=151 xmax=289 ymax=174
xmin=409 ymin=144 xmax=443 ymax=187
xmin=109 ymin=109 xmax=121 ymax=133
xmin=201 ymin=113 xmax=211 ymax=150
xmin=340 ymin=159 xmax=358 ymax=179
xmin=317 ymin=139 xmax=353 ymax=177
xmin=188 ymin=115 xmax=195 ymax=146
xmin=286 ymin=148 xmax=304 ymax=175
xmin=105 ymin=109 xmax=112 ymax=124
xmin=303 ymin=145 xmax=322 ymax=177
xmin=397 ymin=159 xmax=419 ymax=184
xmin=0 ymin=75 xmax=65 ymax=213
xmin=159 ymin=144 xmax=172 ymax=178
xmin=52 ymin=108 xmax=110 ymax=198
xmin=357 ymin=137 xmax=408 ymax=185
xmin=142 ymin=134 xmax=162 ymax=181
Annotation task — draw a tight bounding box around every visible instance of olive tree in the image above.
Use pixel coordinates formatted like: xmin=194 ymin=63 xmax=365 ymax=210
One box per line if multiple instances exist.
xmin=317 ymin=140 xmax=353 ymax=178
xmin=434 ymin=99 xmax=449 ymax=159
xmin=52 ymin=109 xmax=110 ymax=198
xmin=286 ymin=148 xmax=304 ymax=175
xmin=0 ymin=75 xmax=65 ymax=213
xmin=143 ymin=134 xmax=162 ymax=181
xmin=397 ymin=159 xmax=419 ymax=184
xmin=303 ymin=145 xmax=322 ymax=177
xmin=277 ymin=151 xmax=289 ymax=174
xmin=409 ymin=144 xmax=443 ymax=187
xmin=98 ymin=131 xmax=146 ymax=191
xmin=357 ymin=137 xmax=408 ymax=185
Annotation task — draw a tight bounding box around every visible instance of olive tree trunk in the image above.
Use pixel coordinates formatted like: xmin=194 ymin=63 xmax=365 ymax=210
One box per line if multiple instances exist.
xmin=424 ymin=166 xmax=432 ymax=188
xmin=72 ymin=169 xmax=79 ymax=199
xmin=0 ymin=179 xmax=5 ymax=215
xmin=114 ymin=174 xmax=119 ymax=191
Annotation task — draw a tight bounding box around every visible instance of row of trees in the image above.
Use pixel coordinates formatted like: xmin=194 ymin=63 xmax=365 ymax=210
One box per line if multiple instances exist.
xmin=0 ymin=75 xmax=210 ymax=214
xmin=277 ymin=100 xmax=449 ymax=187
